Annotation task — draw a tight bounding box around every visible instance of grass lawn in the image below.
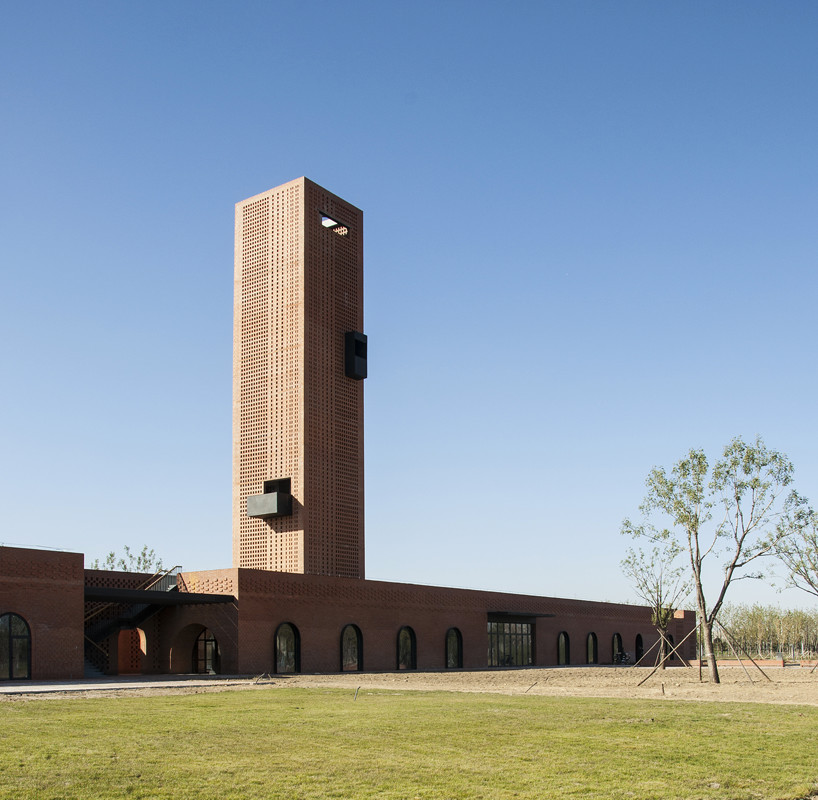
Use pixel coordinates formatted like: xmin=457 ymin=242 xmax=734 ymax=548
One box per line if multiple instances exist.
xmin=1 ymin=687 xmax=816 ymax=799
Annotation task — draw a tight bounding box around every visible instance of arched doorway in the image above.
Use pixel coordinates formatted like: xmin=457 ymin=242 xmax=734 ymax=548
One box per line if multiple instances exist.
xmin=117 ymin=628 xmax=146 ymax=675
xmin=340 ymin=624 xmax=363 ymax=672
xmin=557 ymin=631 xmax=570 ymax=666
xmin=445 ymin=628 xmax=463 ymax=669
xmin=193 ymin=628 xmax=220 ymax=674
xmin=397 ymin=626 xmax=416 ymax=670
xmin=275 ymin=623 xmax=300 ymax=674
xmin=635 ymin=633 xmax=644 ymax=662
xmin=0 ymin=612 xmax=31 ymax=680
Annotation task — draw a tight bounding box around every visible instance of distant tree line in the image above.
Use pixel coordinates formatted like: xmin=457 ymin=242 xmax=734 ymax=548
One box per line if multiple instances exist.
xmin=715 ymin=603 xmax=818 ymax=661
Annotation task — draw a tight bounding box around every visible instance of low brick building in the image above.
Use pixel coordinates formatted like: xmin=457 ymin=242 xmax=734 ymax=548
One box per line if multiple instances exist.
xmin=1 ymin=545 xmax=695 ymax=681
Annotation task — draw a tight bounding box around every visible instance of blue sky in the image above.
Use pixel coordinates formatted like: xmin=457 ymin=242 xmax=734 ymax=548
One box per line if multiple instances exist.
xmin=1 ymin=1 xmax=816 ymax=609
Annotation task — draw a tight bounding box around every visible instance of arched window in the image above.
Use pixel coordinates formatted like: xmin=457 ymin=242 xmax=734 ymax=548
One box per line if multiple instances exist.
xmin=275 ymin=623 xmax=300 ymax=674
xmin=0 ymin=613 xmax=31 ymax=680
xmin=341 ymin=624 xmax=363 ymax=672
xmin=612 ymin=632 xmax=624 ymax=664
xmin=193 ymin=628 xmax=219 ymax=674
xmin=635 ymin=634 xmax=644 ymax=662
xmin=557 ymin=631 xmax=570 ymax=666
xmin=397 ymin=626 xmax=416 ymax=670
xmin=445 ymin=628 xmax=463 ymax=669
xmin=666 ymin=634 xmax=676 ymax=662
xmin=586 ymin=632 xmax=598 ymax=664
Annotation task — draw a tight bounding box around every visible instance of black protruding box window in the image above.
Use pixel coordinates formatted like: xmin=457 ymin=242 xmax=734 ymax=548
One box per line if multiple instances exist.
xmin=345 ymin=331 xmax=367 ymax=380
xmin=247 ymin=477 xmax=293 ymax=518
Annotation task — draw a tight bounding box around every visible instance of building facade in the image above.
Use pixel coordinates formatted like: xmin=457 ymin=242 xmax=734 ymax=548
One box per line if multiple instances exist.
xmin=0 ymin=178 xmax=697 ymax=682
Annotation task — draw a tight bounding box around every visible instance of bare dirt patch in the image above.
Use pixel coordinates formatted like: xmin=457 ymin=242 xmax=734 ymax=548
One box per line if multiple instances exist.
xmin=5 ymin=665 xmax=817 ymax=705
xmin=273 ymin=665 xmax=818 ymax=706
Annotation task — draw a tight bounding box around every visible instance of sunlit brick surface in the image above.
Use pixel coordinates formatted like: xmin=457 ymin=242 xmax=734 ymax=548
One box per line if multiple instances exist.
xmin=233 ymin=178 xmax=364 ymax=578
xmin=0 ymin=546 xmax=84 ymax=679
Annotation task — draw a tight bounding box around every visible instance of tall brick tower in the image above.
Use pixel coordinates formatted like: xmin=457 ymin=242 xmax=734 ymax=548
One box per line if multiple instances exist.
xmin=232 ymin=178 xmax=366 ymax=578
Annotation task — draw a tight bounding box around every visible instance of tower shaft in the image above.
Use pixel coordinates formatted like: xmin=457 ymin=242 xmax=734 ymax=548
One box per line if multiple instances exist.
xmin=232 ymin=178 xmax=365 ymax=578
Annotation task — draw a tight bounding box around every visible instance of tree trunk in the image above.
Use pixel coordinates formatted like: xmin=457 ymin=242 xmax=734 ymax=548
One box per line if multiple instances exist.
xmin=700 ymin=617 xmax=720 ymax=684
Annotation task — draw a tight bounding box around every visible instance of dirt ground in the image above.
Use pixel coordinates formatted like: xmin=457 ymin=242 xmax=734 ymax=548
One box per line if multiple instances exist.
xmin=6 ymin=665 xmax=818 ymax=705
xmin=270 ymin=665 xmax=818 ymax=706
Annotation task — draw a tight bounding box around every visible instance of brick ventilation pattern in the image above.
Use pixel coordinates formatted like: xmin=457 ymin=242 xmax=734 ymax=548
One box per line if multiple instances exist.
xmin=233 ymin=178 xmax=364 ymax=579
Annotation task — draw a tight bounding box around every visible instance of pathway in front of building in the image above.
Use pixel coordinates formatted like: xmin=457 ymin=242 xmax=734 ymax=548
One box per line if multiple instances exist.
xmin=0 ymin=675 xmax=255 ymax=695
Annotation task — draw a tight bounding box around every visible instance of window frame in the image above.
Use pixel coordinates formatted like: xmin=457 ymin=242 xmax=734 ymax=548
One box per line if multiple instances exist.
xmin=340 ymin=624 xmax=363 ymax=672
xmin=586 ymin=632 xmax=598 ymax=664
xmin=445 ymin=627 xmax=463 ymax=669
xmin=397 ymin=626 xmax=417 ymax=670
xmin=0 ymin=612 xmax=31 ymax=681
xmin=275 ymin=622 xmax=301 ymax=674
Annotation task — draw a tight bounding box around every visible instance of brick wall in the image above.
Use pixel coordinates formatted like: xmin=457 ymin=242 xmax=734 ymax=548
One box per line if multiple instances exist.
xmin=179 ymin=568 xmax=697 ymax=675
xmin=0 ymin=546 xmax=84 ymax=680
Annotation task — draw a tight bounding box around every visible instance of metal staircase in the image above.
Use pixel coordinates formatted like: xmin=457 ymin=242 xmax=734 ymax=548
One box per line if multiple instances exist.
xmin=84 ymin=566 xmax=182 ymax=674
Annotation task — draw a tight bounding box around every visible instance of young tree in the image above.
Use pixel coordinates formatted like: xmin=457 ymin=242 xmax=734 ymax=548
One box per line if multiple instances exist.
xmin=90 ymin=545 xmax=164 ymax=572
xmin=777 ymin=508 xmax=818 ymax=600
xmin=622 ymin=436 xmax=805 ymax=684
xmin=621 ymin=544 xmax=690 ymax=668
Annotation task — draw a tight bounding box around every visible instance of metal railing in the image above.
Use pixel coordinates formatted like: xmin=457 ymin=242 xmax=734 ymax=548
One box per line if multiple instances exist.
xmin=84 ymin=565 xmax=183 ymax=624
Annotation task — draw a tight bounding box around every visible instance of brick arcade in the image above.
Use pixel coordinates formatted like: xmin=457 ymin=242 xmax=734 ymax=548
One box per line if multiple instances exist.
xmin=0 ymin=178 xmax=695 ymax=681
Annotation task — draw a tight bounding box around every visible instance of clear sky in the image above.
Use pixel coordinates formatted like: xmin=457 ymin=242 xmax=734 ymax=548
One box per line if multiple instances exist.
xmin=1 ymin=2 xmax=816 ymax=610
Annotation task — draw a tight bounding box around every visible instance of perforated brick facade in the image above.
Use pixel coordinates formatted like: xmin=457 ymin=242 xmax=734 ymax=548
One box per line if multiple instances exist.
xmin=233 ymin=178 xmax=365 ymax=578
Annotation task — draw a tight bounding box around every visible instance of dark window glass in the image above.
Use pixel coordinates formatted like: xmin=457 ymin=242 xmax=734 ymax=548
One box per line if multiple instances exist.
xmin=275 ymin=623 xmax=300 ymax=674
xmin=586 ymin=632 xmax=598 ymax=664
xmin=558 ymin=631 xmax=570 ymax=666
xmin=612 ymin=633 xmax=624 ymax=663
xmin=193 ymin=628 xmax=219 ymax=675
xmin=397 ymin=626 xmax=416 ymax=670
xmin=666 ymin=634 xmax=676 ymax=661
xmin=341 ymin=624 xmax=362 ymax=672
xmin=0 ymin=613 xmax=31 ymax=680
xmin=635 ymin=634 xmax=644 ymax=662
xmin=487 ymin=622 xmax=533 ymax=667
xmin=445 ymin=628 xmax=463 ymax=669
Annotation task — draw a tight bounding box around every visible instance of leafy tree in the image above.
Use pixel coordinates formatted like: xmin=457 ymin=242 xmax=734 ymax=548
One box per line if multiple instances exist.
xmin=622 ymin=436 xmax=805 ymax=684
xmin=90 ymin=545 xmax=164 ymax=573
xmin=621 ymin=543 xmax=690 ymax=668
xmin=777 ymin=508 xmax=818 ymax=599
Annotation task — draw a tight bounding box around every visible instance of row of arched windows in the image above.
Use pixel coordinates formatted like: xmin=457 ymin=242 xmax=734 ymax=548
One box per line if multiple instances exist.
xmin=193 ymin=625 xmax=664 ymax=674
xmin=194 ymin=623 xmax=465 ymax=674
xmin=4 ymin=611 xmax=666 ymax=680
xmin=557 ymin=631 xmax=649 ymax=665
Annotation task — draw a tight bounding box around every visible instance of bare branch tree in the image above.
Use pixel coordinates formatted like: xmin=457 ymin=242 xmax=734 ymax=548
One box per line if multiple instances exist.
xmin=621 ymin=544 xmax=690 ymax=668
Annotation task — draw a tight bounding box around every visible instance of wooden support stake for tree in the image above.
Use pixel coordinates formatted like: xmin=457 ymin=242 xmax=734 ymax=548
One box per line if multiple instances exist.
xmin=715 ymin=620 xmax=772 ymax=683
xmin=637 ymin=622 xmax=701 ymax=687
xmin=630 ymin=636 xmax=662 ymax=670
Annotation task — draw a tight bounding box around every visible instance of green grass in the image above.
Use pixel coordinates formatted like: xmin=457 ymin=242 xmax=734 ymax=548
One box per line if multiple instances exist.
xmin=1 ymin=688 xmax=817 ymax=799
